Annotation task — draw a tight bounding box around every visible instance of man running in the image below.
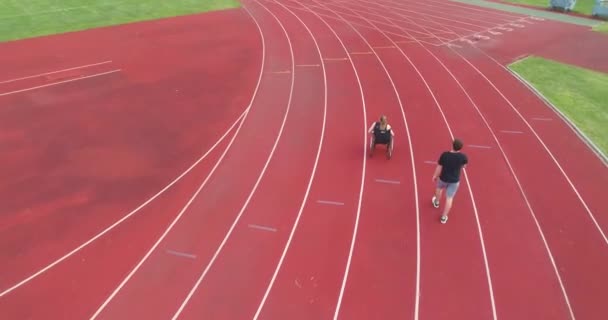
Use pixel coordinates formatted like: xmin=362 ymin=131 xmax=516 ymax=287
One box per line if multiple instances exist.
xmin=432 ymin=138 xmax=468 ymax=224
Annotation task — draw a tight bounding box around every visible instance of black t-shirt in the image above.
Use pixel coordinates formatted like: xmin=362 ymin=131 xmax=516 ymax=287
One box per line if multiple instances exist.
xmin=438 ymin=151 xmax=468 ymax=183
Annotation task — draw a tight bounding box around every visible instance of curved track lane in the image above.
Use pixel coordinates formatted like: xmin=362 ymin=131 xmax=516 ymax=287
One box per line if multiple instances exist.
xmin=88 ymin=3 xmax=301 ymax=319
xmin=170 ymin=1 xmax=328 ymax=318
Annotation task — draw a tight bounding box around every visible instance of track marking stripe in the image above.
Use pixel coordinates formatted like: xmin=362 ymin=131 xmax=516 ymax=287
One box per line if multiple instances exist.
xmin=248 ymin=224 xmax=278 ymax=232
xmin=424 ymin=160 xmax=436 ymax=165
xmin=165 ymin=250 xmax=197 ymax=259
xmin=316 ymin=200 xmax=345 ymax=206
xmin=468 ymin=144 xmax=492 ymax=149
xmin=501 ymin=130 xmax=523 ymax=134
xmin=0 ymin=61 xmax=112 ymax=84
xmin=271 ymin=70 xmax=291 ymax=74
xmin=532 ymin=117 xmax=553 ymax=121
xmin=350 ymin=51 xmax=373 ymax=55
xmin=0 ymin=69 xmax=121 ymax=97
xmin=375 ymin=178 xmax=400 ymax=184
xmin=297 ymin=64 xmax=321 ymax=67
xmin=324 ymin=57 xmax=349 ymax=61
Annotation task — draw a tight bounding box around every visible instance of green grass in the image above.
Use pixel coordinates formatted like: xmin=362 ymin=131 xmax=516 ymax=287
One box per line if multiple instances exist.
xmin=509 ymin=56 xmax=608 ymax=156
xmin=594 ymin=22 xmax=608 ymax=33
xmin=0 ymin=0 xmax=240 ymax=42
xmin=499 ymin=0 xmax=596 ymax=15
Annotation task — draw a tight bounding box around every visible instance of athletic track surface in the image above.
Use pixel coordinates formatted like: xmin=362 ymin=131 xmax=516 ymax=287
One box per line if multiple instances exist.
xmin=1 ymin=0 xmax=607 ymax=319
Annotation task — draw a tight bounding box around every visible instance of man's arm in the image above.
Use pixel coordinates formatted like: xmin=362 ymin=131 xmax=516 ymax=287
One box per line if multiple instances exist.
xmin=432 ymin=165 xmax=442 ymax=182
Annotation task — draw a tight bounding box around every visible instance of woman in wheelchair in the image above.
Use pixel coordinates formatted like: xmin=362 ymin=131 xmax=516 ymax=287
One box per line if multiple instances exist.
xmin=368 ymin=115 xmax=394 ymax=159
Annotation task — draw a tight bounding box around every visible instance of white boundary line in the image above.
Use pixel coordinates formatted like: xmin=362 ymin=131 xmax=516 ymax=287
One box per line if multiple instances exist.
xmin=0 ymin=69 xmax=121 ymax=97
xmin=457 ymin=48 xmax=608 ymax=247
xmin=283 ymin=1 xmax=436 ymax=42
xmin=275 ymin=0 xmax=371 ymax=318
xmin=85 ymin=7 xmax=268 ymax=318
xmin=170 ymin=2 xmax=297 ymax=318
xmin=252 ymin=0 xmax=329 ymax=317
xmin=302 ymin=1 xmax=421 ymax=319
xmin=89 ymin=109 xmax=253 ymax=319
xmin=0 ymin=107 xmax=250 ymax=298
xmin=368 ymin=3 xmax=575 ymax=318
xmin=337 ymin=2 xmax=498 ymax=319
xmin=0 ymin=61 xmax=112 ymax=84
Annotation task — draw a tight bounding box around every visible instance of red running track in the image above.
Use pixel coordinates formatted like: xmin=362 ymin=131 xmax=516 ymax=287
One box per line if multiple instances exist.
xmin=1 ymin=0 xmax=607 ymax=319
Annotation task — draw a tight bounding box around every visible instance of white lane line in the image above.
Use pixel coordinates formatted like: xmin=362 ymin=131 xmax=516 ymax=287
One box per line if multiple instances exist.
xmin=89 ymin=109 xmax=251 ymax=320
xmin=0 ymin=106 xmax=251 ymax=299
xmin=248 ymin=224 xmax=278 ymax=232
xmin=84 ymin=5 xmax=267 ymax=316
xmin=265 ymin=2 xmax=371 ymax=320
xmin=0 ymin=61 xmax=112 ymax=84
xmin=324 ymin=57 xmax=349 ymax=61
xmin=165 ymin=250 xmax=197 ymax=259
xmin=306 ymin=3 xmax=421 ymax=320
xmin=464 ymin=48 xmax=608 ymax=248
xmin=376 ymin=3 xmax=574 ymax=317
xmin=317 ymin=200 xmax=345 ymax=206
xmin=345 ymin=2 xmax=498 ymax=319
xmin=297 ymin=64 xmax=321 ymax=67
xmin=350 ymin=51 xmax=373 ymax=55
xmin=251 ymin=1 xmax=331 ymax=317
xmin=375 ymin=178 xmax=400 ymax=184
xmin=468 ymin=144 xmax=492 ymax=149
xmin=172 ymin=2 xmax=299 ymax=318
xmin=501 ymin=130 xmax=524 ymax=134
xmin=0 ymin=69 xmax=121 ymax=97
xmin=373 ymin=45 xmax=396 ymax=49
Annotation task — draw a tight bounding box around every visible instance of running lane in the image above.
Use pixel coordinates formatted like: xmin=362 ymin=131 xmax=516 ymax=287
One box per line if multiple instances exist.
xmin=89 ymin=5 xmax=295 ymax=319
xmin=0 ymin=8 xmax=261 ymax=294
xmin=435 ymin=43 xmax=608 ymax=320
xmin=351 ymin=2 xmax=577 ymax=319
xmin=249 ymin=1 xmax=365 ymax=319
xmin=0 ymin=131 xmax=232 ymax=319
xmin=315 ymin=2 xmax=495 ymax=319
xmin=457 ymin=49 xmax=608 ymax=230
xmin=171 ymin=0 xmax=327 ymax=318
xmin=290 ymin=0 xmax=419 ymax=318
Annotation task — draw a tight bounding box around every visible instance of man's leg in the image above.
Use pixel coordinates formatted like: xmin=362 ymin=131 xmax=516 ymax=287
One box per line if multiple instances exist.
xmin=440 ymin=182 xmax=460 ymax=224
xmin=432 ymin=180 xmax=445 ymax=208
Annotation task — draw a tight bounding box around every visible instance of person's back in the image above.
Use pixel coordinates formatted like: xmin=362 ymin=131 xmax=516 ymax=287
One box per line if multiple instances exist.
xmin=438 ymin=151 xmax=468 ymax=183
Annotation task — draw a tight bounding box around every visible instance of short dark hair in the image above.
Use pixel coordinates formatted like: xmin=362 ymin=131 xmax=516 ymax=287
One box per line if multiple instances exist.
xmin=453 ymin=138 xmax=463 ymax=151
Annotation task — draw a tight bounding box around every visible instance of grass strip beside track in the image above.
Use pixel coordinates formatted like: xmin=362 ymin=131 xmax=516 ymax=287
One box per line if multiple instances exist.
xmin=593 ymin=22 xmax=608 ymax=33
xmin=0 ymin=0 xmax=240 ymax=42
xmin=498 ymin=0 xmax=596 ymax=15
xmin=509 ymin=56 xmax=608 ymax=157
